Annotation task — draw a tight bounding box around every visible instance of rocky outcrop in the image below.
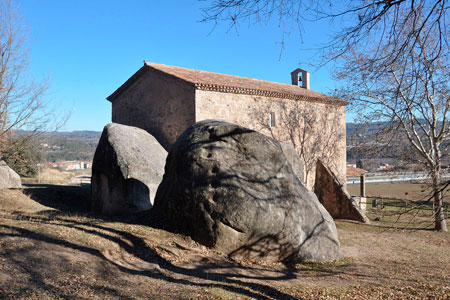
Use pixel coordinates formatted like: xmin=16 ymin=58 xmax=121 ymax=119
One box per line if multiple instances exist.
xmin=153 ymin=120 xmax=342 ymax=262
xmin=0 ymin=161 xmax=21 ymax=189
xmin=91 ymin=123 xmax=167 ymax=215
xmin=280 ymin=142 xmax=305 ymax=184
xmin=314 ymin=160 xmax=370 ymax=223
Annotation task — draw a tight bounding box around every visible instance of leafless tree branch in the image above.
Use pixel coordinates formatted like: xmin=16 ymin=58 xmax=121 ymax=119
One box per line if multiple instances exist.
xmin=0 ymin=0 xmax=68 ymax=161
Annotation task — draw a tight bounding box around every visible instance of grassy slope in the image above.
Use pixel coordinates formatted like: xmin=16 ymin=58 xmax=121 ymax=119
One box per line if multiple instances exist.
xmin=0 ymin=186 xmax=449 ymax=300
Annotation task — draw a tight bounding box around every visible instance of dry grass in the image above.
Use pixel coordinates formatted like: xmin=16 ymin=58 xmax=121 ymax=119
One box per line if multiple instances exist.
xmin=0 ymin=186 xmax=449 ymax=299
xmin=39 ymin=168 xmax=74 ymax=181
xmin=348 ymin=182 xmax=450 ymax=203
xmin=21 ymin=168 xmax=75 ymax=185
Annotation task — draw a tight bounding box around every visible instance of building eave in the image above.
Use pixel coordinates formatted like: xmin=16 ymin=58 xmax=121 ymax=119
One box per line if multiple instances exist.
xmin=195 ymin=83 xmax=348 ymax=106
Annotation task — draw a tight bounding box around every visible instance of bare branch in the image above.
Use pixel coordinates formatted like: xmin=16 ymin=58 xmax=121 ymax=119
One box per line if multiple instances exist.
xmin=0 ymin=0 xmax=69 ymax=168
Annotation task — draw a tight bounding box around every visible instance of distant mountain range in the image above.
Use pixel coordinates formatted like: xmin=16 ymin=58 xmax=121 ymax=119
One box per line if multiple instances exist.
xmin=16 ymin=130 xmax=103 ymax=162
xmin=19 ymin=130 xmax=102 ymax=139
xmin=17 ymin=129 xmax=101 ymax=138
xmin=24 ymin=122 xmax=367 ymax=141
xmin=17 ymin=122 xmax=447 ymax=164
xmin=21 ymin=125 xmax=366 ymax=162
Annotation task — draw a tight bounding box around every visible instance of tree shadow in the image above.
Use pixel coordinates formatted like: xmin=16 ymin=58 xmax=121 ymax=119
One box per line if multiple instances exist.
xmin=2 ymin=208 xmax=432 ymax=299
xmin=0 ymin=213 xmax=302 ymax=299
xmin=0 ymin=181 xmax=301 ymax=298
xmin=22 ymin=184 xmax=91 ymax=213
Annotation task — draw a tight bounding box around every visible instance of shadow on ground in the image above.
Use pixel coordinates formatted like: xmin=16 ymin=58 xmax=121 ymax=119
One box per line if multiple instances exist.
xmin=22 ymin=184 xmax=92 ymax=213
xmin=5 ymin=185 xmax=439 ymax=299
xmin=1 ymin=213 xmax=308 ymax=299
xmin=3 ymin=184 xmax=309 ymax=299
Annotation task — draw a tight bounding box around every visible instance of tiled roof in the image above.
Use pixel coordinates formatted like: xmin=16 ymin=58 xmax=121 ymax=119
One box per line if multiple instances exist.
xmin=346 ymin=166 xmax=368 ymax=177
xmin=107 ymin=62 xmax=347 ymax=105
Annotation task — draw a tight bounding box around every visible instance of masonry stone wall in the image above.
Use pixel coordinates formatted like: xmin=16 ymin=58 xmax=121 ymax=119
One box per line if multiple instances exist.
xmin=112 ymin=71 xmax=195 ymax=150
xmin=110 ymin=69 xmax=346 ymax=190
xmin=195 ymin=90 xmax=346 ymax=189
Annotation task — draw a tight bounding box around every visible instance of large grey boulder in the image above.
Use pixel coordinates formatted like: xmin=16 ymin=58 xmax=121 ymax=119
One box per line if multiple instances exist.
xmin=153 ymin=120 xmax=342 ymax=262
xmin=91 ymin=123 xmax=167 ymax=215
xmin=0 ymin=161 xmax=21 ymax=188
xmin=314 ymin=160 xmax=370 ymax=223
xmin=280 ymin=142 xmax=305 ymax=184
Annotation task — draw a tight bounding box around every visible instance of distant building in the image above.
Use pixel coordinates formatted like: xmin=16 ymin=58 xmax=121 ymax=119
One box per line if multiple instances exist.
xmin=347 ymin=162 xmax=357 ymax=168
xmin=377 ymin=163 xmax=393 ymax=171
xmin=346 ymin=166 xmax=368 ymax=177
xmin=45 ymin=160 xmax=92 ymax=171
xmin=83 ymin=162 xmax=92 ymax=169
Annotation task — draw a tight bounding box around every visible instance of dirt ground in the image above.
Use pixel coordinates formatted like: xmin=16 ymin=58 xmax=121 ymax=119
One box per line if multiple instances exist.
xmin=1 ymin=186 xmax=449 ymax=299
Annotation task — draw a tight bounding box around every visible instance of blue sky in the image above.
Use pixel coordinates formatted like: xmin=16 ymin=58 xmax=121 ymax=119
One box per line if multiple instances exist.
xmin=19 ymin=0 xmax=343 ymax=131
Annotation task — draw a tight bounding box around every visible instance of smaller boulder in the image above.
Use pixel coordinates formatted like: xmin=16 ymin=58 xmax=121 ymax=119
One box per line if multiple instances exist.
xmin=91 ymin=123 xmax=167 ymax=215
xmin=0 ymin=161 xmax=21 ymax=189
xmin=314 ymin=160 xmax=370 ymax=223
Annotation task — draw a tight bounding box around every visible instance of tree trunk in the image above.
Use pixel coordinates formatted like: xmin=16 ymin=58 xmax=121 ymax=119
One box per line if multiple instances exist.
xmin=432 ymin=172 xmax=447 ymax=231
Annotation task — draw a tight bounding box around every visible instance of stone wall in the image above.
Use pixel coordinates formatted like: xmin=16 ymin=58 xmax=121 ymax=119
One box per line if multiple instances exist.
xmin=110 ymin=69 xmax=346 ymax=189
xmin=195 ymin=90 xmax=346 ymax=189
xmin=112 ymin=71 xmax=195 ymax=150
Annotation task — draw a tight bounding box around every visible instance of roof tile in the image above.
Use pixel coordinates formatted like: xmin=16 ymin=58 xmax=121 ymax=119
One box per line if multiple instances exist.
xmin=108 ymin=62 xmax=347 ymax=105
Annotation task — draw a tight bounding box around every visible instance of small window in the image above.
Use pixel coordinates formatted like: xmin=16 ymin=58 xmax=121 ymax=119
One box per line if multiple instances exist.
xmin=269 ymin=112 xmax=276 ymax=128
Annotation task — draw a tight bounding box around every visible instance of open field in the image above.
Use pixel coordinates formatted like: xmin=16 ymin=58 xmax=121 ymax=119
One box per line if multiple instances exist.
xmin=348 ymin=182 xmax=450 ymax=203
xmin=1 ymin=185 xmax=449 ymax=299
xmin=21 ymin=168 xmax=92 ymax=185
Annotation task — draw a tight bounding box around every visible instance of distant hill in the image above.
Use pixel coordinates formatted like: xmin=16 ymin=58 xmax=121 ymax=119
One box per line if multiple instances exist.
xmin=20 ymin=124 xmax=369 ymax=163
xmin=346 ymin=122 xmax=386 ymax=143
xmin=40 ymin=130 xmax=102 ymax=139
xmin=20 ymin=123 xmax=446 ymax=165
xmin=346 ymin=121 xmax=450 ymax=167
xmin=16 ymin=130 xmax=102 ymax=162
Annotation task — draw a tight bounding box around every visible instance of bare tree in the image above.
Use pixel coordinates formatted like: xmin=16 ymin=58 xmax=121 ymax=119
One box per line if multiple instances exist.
xmin=0 ymin=0 xmax=66 ymax=168
xmin=201 ymin=1 xmax=449 ymax=68
xmin=202 ymin=1 xmax=449 ymax=231
xmin=253 ymin=101 xmax=344 ymax=189
xmin=335 ymin=16 xmax=449 ymax=231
